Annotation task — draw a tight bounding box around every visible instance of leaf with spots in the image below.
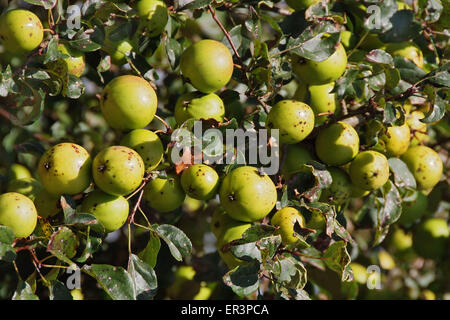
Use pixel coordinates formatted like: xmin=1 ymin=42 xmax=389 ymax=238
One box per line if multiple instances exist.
xmin=323 ymin=241 xmax=351 ymax=281
xmin=373 ymin=180 xmax=402 ymax=246
xmin=155 ymin=224 xmax=192 ymax=262
xmin=223 ymin=260 xmax=260 ymax=297
xmin=82 ymin=264 xmax=135 ymax=300
xmin=128 ymin=254 xmax=158 ymax=300
xmin=0 ymin=226 xmax=16 ymax=262
xmin=47 ymin=226 xmax=78 ymax=267
xmin=269 ymin=253 xmax=307 ymax=290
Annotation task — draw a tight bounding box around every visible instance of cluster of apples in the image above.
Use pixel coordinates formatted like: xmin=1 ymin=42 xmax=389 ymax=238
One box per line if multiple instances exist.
xmin=0 ymin=1 xmax=447 ymax=272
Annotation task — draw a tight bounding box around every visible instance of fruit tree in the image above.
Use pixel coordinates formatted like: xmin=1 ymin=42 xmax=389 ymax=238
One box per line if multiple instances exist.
xmin=0 ymin=0 xmax=448 ymax=301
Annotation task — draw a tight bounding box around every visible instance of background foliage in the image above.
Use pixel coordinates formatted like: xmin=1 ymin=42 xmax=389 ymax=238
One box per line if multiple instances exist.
xmin=0 ymin=0 xmax=448 ymax=300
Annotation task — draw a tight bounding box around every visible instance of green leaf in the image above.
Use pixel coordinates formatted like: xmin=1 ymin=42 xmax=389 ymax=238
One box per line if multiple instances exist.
xmin=47 ymin=227 xmax=78 ymax=267
xmin=381 ymin=10 xmax=422 ymax=42
xmin=128 ymin=254 xmax=158 ymax=300
xmin=69 ymin=29 xmax=103 ymax=52
xmin=155 ymin=224 xmax=192 ymax=262
xmin=223 ymin=260 xmax=260 ymax=297
xmin=65 ymin=212 xmax=105 ymax=235
xmin=366 ymin=49 xmax=394 ymax=66
xmin=164 ymin=37 xmax=182 ymax=70
xmin=83 ymin=264 xmax=135 ymax=300
xmin=12 ymin=281 xmax=39 ymax=300
xmin=388 ymin=158 xmax=417 ymax=189
xmin=271 ymin=254 xmax=307 ymax=290
xmin=24 ymin=0 xmax=57 ymax=9
xmin=75 ymin=231 xmax=103 ymax=263
xmin=363 ymin=0 xmax=397 ymax=32
xmin=138 ymin=232 xmax=161 ymax=268
xmin=49 ymin=281 xmax=73 ymax=300
xmin=287 ymin=24 xmax=341 ymax=61
xmin=0 ymin=225 xmax=15 ymax=244
xmin=179 ymin=0 xmax=213 ymax=10
xmin=8 ymin=83 xmax=45 ymax=126
xmin=221 ymin=25 xmax=242 ymax=56
xmin=323 ymin=241 xmax=351 ymax=281
xmin=394 ymin=57 xmax=427 ymax=83
xmin=373 ymin=180 xmax=402 ymax=245
xmin=0 ymin=65 xmax=17 ymax=97
xmin=421 ymin=95 xmax=446 ymax=123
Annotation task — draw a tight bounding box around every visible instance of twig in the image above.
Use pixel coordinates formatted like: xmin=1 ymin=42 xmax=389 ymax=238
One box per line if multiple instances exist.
xmin=208 ymin=4 xmax=243 ymax=67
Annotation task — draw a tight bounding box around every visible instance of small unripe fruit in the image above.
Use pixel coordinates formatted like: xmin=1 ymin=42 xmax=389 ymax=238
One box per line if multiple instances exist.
xmin=81 ymin=190 xmax=129 ymax=232
xmin=292 ymin=42 xmax=347 ymax=85
xmin=180 ymin=39 xmax=234 ymax=93
xmin=175 ymin=92 xmax=225 ymax=125
xmin=7 ymin=178 xmax=42 ymax=201
xmin=100 ymin=75 xmax=157 ymax=130
xmin=219 ymin=166 xmax=277 ymax=222
xmin=281 ymin=144 xmax=314 ymax=180
xmin=320 ymin=167 xmax=352 ymax=205
xmin=413 ymin=218 xmax=449 ymax=260
xmin=120 ymin=129 xmax=164 ymax=171
xmin=216 ymin=222 xmax=252 ymax=269
xmin=349 ymin=151 xmax=389 ymax=191
xmin=34 ymin=189 xmax=61 ymax=218
xmin=7 ymin=163 xmax=32 ymax=181
xmin=270 ymin=207 xmax=306 ymax=245
xmin=385 ymin=42 xmax=424 ymax=69
xmin=407 ymin=111 xmax=428 ymax=146
xmin=315 ymin=121 xmax=360 ymax=166
xmin=401 ymin=146 xmax=443 ymax=191
xmin=390 ymin=228 xmax=413 ymax=252
xmin=379 ymin=123 xmax=410 ymax=157
xmin=0 ymin=9 xmax=43 ymax=54
xmin=93 ymin=146 xmax=145 ymax=196
xmin=102 ymin=26 xmax=136 ymax=65
xmin=181 ymin=164 xmax=219 ymax=200
xmin=211 ymin=206 xmax=243 ymax=238
xmin=266 ymin=100 xmax=315 ymax=144
xmin=50 ymin=43 xmax=85 ymax=77
xmin=38 ymin=143 xmax=92 ymax=196
xmin=0 ymin=192 xmax=37 ymax=238
xmin=350 ymin=262 xmax=368 ymax=284
xmin=308 ymin=82 xmax=337 ymax=124
xmin=144 ymin=174 xmax=186 ymax=212
xmin=135 ymin=0 xmax=169 ymax=37
xmin=341 ymin=30 xmax=357 ymax=50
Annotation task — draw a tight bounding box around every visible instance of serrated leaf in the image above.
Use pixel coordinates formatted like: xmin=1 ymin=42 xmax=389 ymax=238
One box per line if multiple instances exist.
xmin=155 ymin=224 xmax=192 ymax=262
xmin=223 ymin=260 xmax=260 ymax=297
xmin=83 ymin=264 xmax=135 ymax=300
xmin=128 ymin=254 xmax=158 ymax=300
